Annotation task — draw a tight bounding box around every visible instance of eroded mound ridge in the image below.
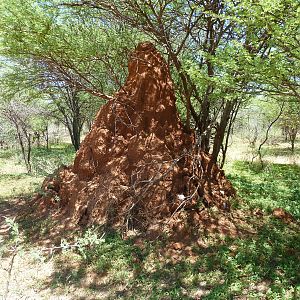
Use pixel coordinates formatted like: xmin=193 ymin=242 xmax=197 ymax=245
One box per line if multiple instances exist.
xmin=37 ymin=42 xmax=235 ymax=231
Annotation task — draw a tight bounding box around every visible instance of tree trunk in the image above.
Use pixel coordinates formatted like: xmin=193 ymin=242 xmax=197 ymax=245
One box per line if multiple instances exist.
xmin=211 ymin=101 xmax=235 ymax=163
xmin=72 ymin=118 xmax=81 ymax=151
xmin=198 ymin=95 xmax=211 ymax=153
xmin=45 ymin=125 xmax=49 ymax=150
xmin=289 ymin=129 xmax=297 ymax=153
xmin=16 ymin=125 xmax=32 ymax=173
xmin=26 ymin=133 xmax=32 ymax=173
xmin=220 ymin=101 xmax=240 ymax=168
xmin=65 ymin=114 xmax=82 ymax=151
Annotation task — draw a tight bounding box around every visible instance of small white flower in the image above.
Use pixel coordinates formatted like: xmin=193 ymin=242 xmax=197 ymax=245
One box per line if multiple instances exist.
xmin=177 ymin=194 xmax=185 ymax=201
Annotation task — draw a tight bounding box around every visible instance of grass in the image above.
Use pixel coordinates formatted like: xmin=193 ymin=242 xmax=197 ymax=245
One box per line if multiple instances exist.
xmin=46 ymin=222 xmax=299 ymax=299
xmin=0 ymin=143 xmax=75 ymax=201
xmin=226 ymin=161 xmax=300 ymax=218
xmin=0 ymin=142 xmax=299 ymax=299
xmin=0 ymin=173 xmax=42 ymax=200
xmin=225 ymin=138 xmax=300 ymax=166
xmin=263 ymin=142 xmax=300 ymax=157
xmin=31 ymin=143 xmax=75 ymax=175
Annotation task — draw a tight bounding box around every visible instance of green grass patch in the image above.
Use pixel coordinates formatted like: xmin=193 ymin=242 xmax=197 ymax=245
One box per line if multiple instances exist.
xmin=0 ymin=148 xmax=18 ymax=160
xmin=48 ymin=224 xmax=300 ymax=299
xmin=263 ymin=142 xmax=300 ymax=157
xmin=0 ymin=143 xmax=75 ymax=200
xmin=31 ymin=143 xmax=75 ymax=175
xmin=0 ymin=143 xmax=75 ymax=177
xmin=0 ymin=173 xmax=43 ymax=200
xmin=1 ymin=146 xmax=299 ymax=299
xmin=226 ymin=161 xmax=300 ymax=218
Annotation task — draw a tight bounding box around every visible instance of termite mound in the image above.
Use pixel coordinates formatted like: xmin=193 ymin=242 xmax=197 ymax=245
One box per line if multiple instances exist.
xmin=36 ymin=42 xmax=235 ymax=233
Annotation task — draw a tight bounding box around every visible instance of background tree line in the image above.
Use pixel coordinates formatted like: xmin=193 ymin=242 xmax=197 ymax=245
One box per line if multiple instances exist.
xmin=0 ymin=0 xmax=299 ymax=172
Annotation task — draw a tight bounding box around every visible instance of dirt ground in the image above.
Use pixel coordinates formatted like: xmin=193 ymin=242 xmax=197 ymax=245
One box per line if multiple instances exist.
xmin=0 ymin=197 xmax=112 ymax=300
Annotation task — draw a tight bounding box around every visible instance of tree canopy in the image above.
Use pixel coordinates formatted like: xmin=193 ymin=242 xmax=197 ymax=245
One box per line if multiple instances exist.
xmin=0 ymin=0 xmax=299 ymax=161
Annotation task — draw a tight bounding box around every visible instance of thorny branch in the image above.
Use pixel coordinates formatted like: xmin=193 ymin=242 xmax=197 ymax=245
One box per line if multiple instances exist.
xmin=125 ymin=149 xmax=216 ymax=229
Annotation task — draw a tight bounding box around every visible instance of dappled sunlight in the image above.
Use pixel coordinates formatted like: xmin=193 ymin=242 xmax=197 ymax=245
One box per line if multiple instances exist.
xmin=226 ymin=161 xmax=300 ymax=218
xmin=34 ymin=221 xmax=300 ymax=299
xmin=0 ymin=0 xmax=299 ymax=297
xmin=1 ymin=147 xmax=299 ymax=299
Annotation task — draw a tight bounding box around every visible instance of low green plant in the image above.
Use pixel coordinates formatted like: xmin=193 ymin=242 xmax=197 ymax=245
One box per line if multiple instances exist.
xmin=5 ymin=217 xmax=21 ymax=244
xmin=31 ymin=144 xmax=75 ymax=175
xmin=226 ymin=161 xmax=300 ymax=217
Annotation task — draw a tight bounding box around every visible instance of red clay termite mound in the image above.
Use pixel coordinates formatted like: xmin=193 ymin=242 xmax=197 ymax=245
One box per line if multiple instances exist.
xmin=37 ymin=42 xmax=235 ymax=232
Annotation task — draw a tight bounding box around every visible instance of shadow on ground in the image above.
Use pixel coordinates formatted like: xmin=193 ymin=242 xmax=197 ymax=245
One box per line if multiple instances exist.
xmin=1 ymin=159 xmax=300 ymax=299
xmin=227 ymin=161 xmax=300 ymax=218
xmin=264 ymin=144 xmax=300 ymax=157
xmin=40 ymin=217 xmax=300 ymax=299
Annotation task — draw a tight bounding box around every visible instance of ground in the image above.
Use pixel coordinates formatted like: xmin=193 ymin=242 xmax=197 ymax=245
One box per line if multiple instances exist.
xmin=0 ymin=141 xmax=300 ymax=299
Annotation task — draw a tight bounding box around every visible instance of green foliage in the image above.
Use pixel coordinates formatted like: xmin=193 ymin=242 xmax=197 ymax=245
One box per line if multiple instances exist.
xmin=48 ymin=224 xmax=299 ymax=299
xmin=1 ymin=143 xmax=299 ymax=299
xmin=79 ymin=231 xmax=138 ymax=278
xmin=280 ymin=101 xmax=300 ymax=128
xmin=0 ymin=143 xmax=74 ymax=202
xmin=31 ymin=143 xmax=75 ymax=175
xmin=227 ymin=161 xmax=300 ymax=218
xmin=0 ymin=0 xmax=143 ymax=153
xmin=0 ymin=1 xmax=299 ymax=297
xmin=196 ymin=221 xmax=300 ymax=299
xmin=5 ymin=217 xmax=20 ymax=243
xmin=0 ymin=0 xmax=139 ymax=96
xmin=0 ymin=173 xmax=42 ymax=201
xmin=73 ymin=226 xmax=105 ymax=260
xmin=1 ymin=0 xmax=299 ymax=162
xmin=0 ymin=143 xmax=75 ymax=177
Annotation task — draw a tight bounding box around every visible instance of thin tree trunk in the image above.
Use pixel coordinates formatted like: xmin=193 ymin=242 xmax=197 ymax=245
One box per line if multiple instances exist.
xmin=26 ymin=133 xmax=32 ymax=173
xmin=252 ymin=102 xmax=285 ymax=168
xmin=289 ymin=129 xmax=297 ymax=153
xmin=211 ymin=101 xmax=235 ymax=163
xmin=220 ymin=101 xmax=240 ymax=168
xmin=72 ymin=119 xmax=81 ymax=151
xmin=45 ymin=125 xmax=49 ymax=150
xmin=198 ymin=95 xmax=211 ymax=152
xmin=16 ymin=126 xmax=31 ymax=173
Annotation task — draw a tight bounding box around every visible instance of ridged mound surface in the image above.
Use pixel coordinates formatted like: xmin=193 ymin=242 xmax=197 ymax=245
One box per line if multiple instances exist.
xmin=37 ymin=42 xmax=235 ymax=231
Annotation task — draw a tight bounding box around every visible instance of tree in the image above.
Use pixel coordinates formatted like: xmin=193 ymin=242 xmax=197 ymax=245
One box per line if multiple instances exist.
xmin=0 ymin=0 xmax=139 ymax=149
xmin=0 ymin=0 xmax=136 ymax=100
xmin=62 ymin=0 xmax=299 ymax=164
xmin=1 ymin=100 xmax=45 ymax=173
xmin=48 ymin=86 xmax=103 ymax=150
xmin=249 ymin=0 xmax=300 ymax=100
xmin=279 ymin=100 xmax=300 ymax=152
xmin=1 ymin=0 xmax=299 ymax=164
